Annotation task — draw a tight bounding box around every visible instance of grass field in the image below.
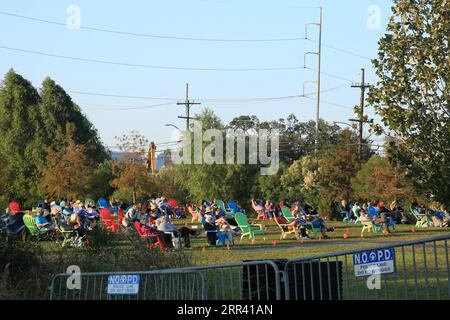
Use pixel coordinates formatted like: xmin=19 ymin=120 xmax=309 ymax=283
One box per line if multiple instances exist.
xmin=171 ymin=218 xmax=450 ymax=265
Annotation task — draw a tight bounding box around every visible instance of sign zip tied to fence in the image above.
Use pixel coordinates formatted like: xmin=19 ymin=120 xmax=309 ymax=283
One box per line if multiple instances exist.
xmin=48 ymin=260 xmax=283 ymax=300
xmin=282 ymin=234 xmax=450 ymax=300
xmin=49 ymin=235 xmax=450 ymax=300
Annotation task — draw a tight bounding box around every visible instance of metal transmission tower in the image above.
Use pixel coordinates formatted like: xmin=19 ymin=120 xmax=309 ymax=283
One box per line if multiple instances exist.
xmin=303 ymin=6 xmax=323 ymax=155
xmin=350 ymin=68 xmax=371 ymax=160
xmin=177 ymin=83 xmax=201 ymax=132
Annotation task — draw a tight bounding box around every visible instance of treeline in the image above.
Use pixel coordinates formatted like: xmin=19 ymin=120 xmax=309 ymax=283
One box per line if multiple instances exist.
xmin=0 ymin=70 xmax=443 ymax=215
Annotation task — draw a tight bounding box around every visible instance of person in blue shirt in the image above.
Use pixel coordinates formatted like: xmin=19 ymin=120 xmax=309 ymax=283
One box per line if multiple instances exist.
xmin=35 ymin=208 xmax=52 ymax=232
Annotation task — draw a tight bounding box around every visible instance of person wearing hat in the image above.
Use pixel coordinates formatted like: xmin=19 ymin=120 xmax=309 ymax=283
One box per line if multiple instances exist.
xmin=201 ymin=207 xmax=216 ymax=225
xmin=6 ymin=201 xmax=26 ymax=236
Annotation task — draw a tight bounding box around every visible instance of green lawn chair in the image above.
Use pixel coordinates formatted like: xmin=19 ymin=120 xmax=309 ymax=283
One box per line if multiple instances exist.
xmin=411 ymin=206 xmax=432 ymax=228
xmin=281 ymin=206 xmax=295 ymax=223
xmin=308 ymin=224 xmax=323 ymax=238
xmin=23 ymin=213 xmax=50 ymax=241
xmin=53 ymin=217 xmax=75 ymax=247
xmin=85 ymin=198 xmax=95 ymax=207
xmin=234 ymin=212 xmax=265 ymax=241
xmin=214 ymin=199 xmax=233 ymax=216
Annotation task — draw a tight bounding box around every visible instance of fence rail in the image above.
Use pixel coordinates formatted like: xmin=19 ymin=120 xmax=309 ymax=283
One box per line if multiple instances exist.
xmin=48 ymin=234 xmax=450 ymax=300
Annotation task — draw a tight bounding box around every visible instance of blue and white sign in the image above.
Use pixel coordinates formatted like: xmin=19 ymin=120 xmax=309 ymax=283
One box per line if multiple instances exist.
xmin=107 ymin=274 xmax=140 ymax=295
xmin=353 ymin=248 xmax=395 ymax=277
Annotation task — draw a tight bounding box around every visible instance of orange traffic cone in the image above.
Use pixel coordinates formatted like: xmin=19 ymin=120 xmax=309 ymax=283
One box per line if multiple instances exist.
xmin=251 ymin=239 xmax=256 ymax=245
xmin=272 ymin=240 xmax=277 ymax=246
xmin=411 ymin=227 xmax=416 ymax=233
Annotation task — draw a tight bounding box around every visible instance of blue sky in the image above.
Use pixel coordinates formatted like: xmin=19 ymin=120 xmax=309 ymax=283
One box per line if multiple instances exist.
xmin=0 ymin=0 xmax=392 ymax=151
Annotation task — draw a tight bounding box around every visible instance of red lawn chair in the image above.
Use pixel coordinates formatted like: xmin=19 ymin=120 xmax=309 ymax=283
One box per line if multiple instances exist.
xmin=134 ymin=221 xmax=165 ymax=252
xmin=100 ymin=208 xmax=119 ymax=233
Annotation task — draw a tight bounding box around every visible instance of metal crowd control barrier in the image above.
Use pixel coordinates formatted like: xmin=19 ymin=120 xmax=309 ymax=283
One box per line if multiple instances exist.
xmin=48 ymin=260 xmax=282 ymax=300
xmin=48 ymin=234 xmax=450 ymax=300
xmin=283 ymin=234 xmax=450 ymax=300
xmin=49 ymin=270 xmax=207 ymax=300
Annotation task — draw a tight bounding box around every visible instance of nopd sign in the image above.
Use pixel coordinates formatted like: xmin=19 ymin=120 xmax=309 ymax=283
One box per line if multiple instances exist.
xmin=107 ymin=274 xmax=140 ymax=295
xmin=353 ymin=249 xmax=395 ymax=277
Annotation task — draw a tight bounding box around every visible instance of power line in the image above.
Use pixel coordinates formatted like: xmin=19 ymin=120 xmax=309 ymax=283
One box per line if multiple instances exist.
xmin=0 ymin=10 xmax=373 ymax=62
xmin=0 ymin=10 xmax=309 ymax=42
xmin=0 ymin=43 xmax=357 ymax=82
xmin=68 ymin=84 xmax=347 ymax=103
xmin=306 ymin=38 xmax=372 ymax=61
xmin=304 ymin=96 xmax=353 ymax=110
xmin=0 ymin=44 xmax=307 ymax=72
xmin=80 ymin=102 xmax=174 ymax=110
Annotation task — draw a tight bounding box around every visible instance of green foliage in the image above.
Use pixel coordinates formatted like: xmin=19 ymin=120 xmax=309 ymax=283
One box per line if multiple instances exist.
xmin=351 ymin=155 xmax=419 ymax=205
xmin=368 ymin=0 xmax=449 ymax=208
xmin=257 ymin=163 xmax=285 ymax=201
xmin=317 ymin=130 xmax=361 ymax=216
xmin=0 ymin=70 xmax=41 ymax=206
xmin=111 ymin=131 xmax=154 ymax=203
xmin=0 ymin=70 xmax=109 ymax=207
xmin=88 ymin=160 xmax=116 ymax=200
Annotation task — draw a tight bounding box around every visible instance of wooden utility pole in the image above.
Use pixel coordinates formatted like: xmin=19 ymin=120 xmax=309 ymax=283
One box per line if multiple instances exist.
xmin=146 ymin=142 xmax=157 ymax=175
xmin=350 ymin=68 xmax=371 ymax=160
xmin=177 ymin=83 xmax=201 ymax=132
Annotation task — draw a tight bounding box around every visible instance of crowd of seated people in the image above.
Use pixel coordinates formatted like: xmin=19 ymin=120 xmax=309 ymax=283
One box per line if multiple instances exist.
xmin=1 ymin=199 xmax=101 ymax=244
xmin=338 ymin=199 xmax=450 ymax=231
xmin=2 ymin=195 xmax=448 ymax=250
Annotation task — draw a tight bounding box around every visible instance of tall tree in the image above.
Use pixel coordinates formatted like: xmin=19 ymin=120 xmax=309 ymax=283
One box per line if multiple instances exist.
xmin=368 ymin=0 xmax=449 ymax=207
xmin=317 ymin=130 xmax=361 ymax=216
xmin=111 ymin=131 xmax=153 ymax=203
xmin=39 ymin=124 xmax=93 ymax=199
xmin=0 ymin=69 xmax=41 ymax=204
xmin=351 ymin=155 xmax=418 ymax=204
xmin=38 ymin=77 xmax=109 ymax=163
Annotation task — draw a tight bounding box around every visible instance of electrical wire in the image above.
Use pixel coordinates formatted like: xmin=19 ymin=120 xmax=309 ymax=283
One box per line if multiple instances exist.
xmin=0 ymin=44 xmax=306 ymax=71
xmin=0 ymin=10 xmax=309 ymax=42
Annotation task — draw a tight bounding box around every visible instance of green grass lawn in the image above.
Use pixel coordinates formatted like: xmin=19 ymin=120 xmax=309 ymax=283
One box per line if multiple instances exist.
xmin=171 ymin=218 xmax=450 ymax=266
xmin=39 ymin=218 xmax=450 ymax=300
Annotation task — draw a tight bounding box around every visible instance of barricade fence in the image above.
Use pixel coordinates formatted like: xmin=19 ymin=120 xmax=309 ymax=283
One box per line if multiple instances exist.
xmin=48 ymin=234 xmax=450 ymax=300
xmin=49 ymin=261 xmax=282 ymax=300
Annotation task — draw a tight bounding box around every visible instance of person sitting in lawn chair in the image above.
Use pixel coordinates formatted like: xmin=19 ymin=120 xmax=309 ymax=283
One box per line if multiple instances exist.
xmin=339 ymin=199 xmax=353 ymax=221
xmin=35 ymin=208 xmax=54 ymax=232
xmin=304 ymin=214 xmax=334 ymax=238
xmin=155 ymin=213 xmax=199 ymax=248
xmin=122 ymin=203 xmax=140 ymax=228
xmin=251 ymin=199 xmax=267 ymax=220
xmin=277 ymin=210 xmax=309 ymax=240
xmin=203 ymin=214 xmax=218 ymax=246
xmin=216 ymin=216 xmax=235 ymax=246
xmin=430 ymin=204 xmax=449 ymax=228
xmin=264 ymin=200 xmax=275 ymax=221
xmin=360 ymin=207 xmax=391 ymax=234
